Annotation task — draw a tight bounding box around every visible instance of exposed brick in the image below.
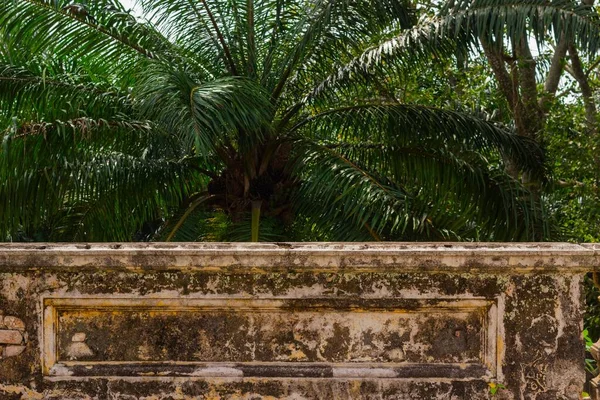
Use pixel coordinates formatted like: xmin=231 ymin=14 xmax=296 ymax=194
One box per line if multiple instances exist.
xmin=3 ymin=345 xmax=25 ymax=358
xmin=3 ymin=317 xmax=25 ymax=331
xmin=0 ymin=330 xmax=23 ymax=345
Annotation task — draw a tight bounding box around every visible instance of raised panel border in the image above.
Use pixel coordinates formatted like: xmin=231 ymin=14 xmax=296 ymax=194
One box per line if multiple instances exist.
xmin=42 ymin=297 xmax=499 ymax=379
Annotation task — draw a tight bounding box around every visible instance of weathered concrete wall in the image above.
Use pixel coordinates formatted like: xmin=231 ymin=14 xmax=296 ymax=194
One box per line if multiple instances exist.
xmin=0 ymin=243 xmax=594 ymax=399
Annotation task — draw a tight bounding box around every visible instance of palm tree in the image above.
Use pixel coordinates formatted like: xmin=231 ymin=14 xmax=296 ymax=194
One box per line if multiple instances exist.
xmin=1 ymin=0 xmax=583 ymax=242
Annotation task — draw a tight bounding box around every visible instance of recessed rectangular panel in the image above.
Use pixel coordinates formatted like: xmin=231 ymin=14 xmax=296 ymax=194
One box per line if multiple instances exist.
xmin=42 ymin=298 xmax=497 ymax=379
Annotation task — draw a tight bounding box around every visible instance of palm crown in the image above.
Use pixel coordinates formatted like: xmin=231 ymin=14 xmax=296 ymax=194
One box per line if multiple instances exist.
xmin=3 ymin=0 xmax=591 ymax=242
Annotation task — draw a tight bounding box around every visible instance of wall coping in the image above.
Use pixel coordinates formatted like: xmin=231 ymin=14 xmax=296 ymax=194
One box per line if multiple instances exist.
xmin=0 ymin=242 xmax=597 ymax=273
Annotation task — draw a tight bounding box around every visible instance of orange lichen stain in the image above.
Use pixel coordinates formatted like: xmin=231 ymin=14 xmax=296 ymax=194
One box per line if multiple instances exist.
xmin=203 ymin=387 xmax=222 ymax=400
xmin=62 ymin=310 xmax=104 ymax=320
xmin=170 ymin=385 xmax=185 ymax=399
xmin=349 ymin=380 xmax=363 ymax=398
xmin=0 ymin=385 xmax=44 ymax=399
xmin=496 ymin=336 xmax=504 ymax=369
xmin=287 ymin=344 xmax=308 ymax=361
xmin=138 ymin=372 xmax=157 ymax=376
xmin=203 ymin=379 xmax=280 ymax=400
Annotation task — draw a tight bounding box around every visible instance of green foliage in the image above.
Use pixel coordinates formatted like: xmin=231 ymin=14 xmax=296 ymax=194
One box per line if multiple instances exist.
xmin=0 ymin=0 xmax=565 ymax=241
xmin=545 ymin=98 xmax=600 ymax=242
xmin=585 ymin=275 xmax=600 ymax=348
xmin=488 ymin=382 xmax=506 ymax=396
xmin=583 ymin=324 xmax=598 ymax=376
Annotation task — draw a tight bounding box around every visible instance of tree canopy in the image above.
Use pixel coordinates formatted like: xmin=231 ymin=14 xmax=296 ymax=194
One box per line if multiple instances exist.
xmin=2 ymin=0 xmax=599 ymax=242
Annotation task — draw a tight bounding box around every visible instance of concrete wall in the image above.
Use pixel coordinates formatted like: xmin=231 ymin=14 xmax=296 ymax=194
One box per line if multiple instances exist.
xmin=0 ymin=243 xmax=594 ymax=399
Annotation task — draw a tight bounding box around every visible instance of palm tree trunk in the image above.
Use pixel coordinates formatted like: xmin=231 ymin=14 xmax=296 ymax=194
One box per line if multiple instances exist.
xmin=251 ymin=200 xmax=262 ymax=242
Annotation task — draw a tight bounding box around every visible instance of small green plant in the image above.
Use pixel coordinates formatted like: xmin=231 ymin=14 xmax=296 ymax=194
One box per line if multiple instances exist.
xmin=583 ymin=329 xmax=598 ymax=375
xmin=488 ymin=382 xmax=506 ymax=396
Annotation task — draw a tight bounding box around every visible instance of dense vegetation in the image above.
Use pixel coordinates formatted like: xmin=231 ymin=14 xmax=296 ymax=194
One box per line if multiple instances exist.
xmin=7 ymin=0 xmax=591 ymax=243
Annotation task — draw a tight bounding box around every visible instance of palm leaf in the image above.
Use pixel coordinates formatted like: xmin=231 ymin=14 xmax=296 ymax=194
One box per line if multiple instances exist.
xmin=289 ymin=104 xmax=547 ymax=240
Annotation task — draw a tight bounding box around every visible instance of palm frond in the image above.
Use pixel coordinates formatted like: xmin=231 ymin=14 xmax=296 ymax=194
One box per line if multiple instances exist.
xmin=295 ymin=139 xmax=546 ymax=241
xmin=0 ymin=0 xmax=183 ymax=83
xmin=135 ymin=65 xmax=273 ymax=157
xmin=305 ymin=0 xmax=600 ymax=105
xmin=0 ymin=115 xmax=200 ymax=239
xmin=268 ymin=0 xmax=416 ymax=99
xmin=291 ymin=104 xmax=544 ymax=175
xmin=289 ymin=103 xmax=548 ymax=240
xmin=441 ymin=0 xmax=600 ymax=52
xmin=0 ymin=63 xmax=130 ymax=124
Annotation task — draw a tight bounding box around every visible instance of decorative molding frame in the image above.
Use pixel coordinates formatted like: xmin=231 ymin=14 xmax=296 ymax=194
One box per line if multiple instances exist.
xmin=42 ymin=297 xmax=499 ymax=379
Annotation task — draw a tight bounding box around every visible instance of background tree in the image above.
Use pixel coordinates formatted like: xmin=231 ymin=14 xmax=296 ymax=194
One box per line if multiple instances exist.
xmin=452 ymin=0 xmax=599 ymax=190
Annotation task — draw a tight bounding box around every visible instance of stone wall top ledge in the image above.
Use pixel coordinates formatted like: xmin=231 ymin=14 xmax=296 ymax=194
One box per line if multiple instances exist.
xmin=0 ymin=242 xmax=595 ymax=274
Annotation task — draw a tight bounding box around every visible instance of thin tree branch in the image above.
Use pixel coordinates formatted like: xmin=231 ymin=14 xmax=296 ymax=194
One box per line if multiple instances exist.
xmin=566 ymin=44 xmax=598 ymax=134
xmin=540 ymin=34 xmax=569 ymax=112
xmin=585 ymin=57 xmax=600 ymax=78
xmin=228 ymin=0 xmax=248 ymax=72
